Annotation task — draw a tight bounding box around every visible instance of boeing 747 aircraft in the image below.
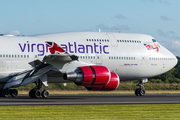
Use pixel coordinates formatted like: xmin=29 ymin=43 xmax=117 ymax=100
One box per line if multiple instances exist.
xmin=0 ymin=32 xmax=177 ymax=98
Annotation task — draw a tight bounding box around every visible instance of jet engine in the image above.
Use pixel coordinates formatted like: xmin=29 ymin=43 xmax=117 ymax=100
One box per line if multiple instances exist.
xmin=63 ymin=65 xmax=120 ymax=90
xmin=86 ymin=72 xmax=120 ymax=91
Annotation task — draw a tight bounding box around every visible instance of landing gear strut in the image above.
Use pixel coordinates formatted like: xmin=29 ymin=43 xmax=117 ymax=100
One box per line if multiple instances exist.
xmin=29 ymin=80 xmax=49 ymax=98
xmin=135 ymin=78 xmax=148 ymax=96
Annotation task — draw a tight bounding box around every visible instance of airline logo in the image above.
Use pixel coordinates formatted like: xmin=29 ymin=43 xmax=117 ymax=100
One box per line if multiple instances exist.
xmin=18 ymin=41 xmax=109 ymax=56
xmin=144 ymin=43 xmax=160 ymax=52
xmin=46 ymin=42 xmax=66 ymax=54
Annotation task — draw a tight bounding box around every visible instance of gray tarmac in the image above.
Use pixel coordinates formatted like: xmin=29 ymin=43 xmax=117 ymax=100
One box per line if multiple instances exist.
xmin=0 ymin=94 xmax=180 ymax=106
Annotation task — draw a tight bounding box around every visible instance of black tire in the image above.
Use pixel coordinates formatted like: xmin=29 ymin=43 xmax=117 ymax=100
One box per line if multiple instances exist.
xmin=10 ymin=89 xmax=18 ymax=97
xmin=42 ymin=90 xmax=49 ymax=98
xmin=139 ymin=89 xmax=145 ymax=96
xmin=29 ymin=89 xmax=36 ymax=98
xmin=0 ymin=90 xmax=3 ymax=97
xmin=2 ymin=89 xmax=10 ymax=97
xmin=34 ymin=90 xmax=42 ymax=98
xmin=135 ymin=88 xmax=140 ymax=96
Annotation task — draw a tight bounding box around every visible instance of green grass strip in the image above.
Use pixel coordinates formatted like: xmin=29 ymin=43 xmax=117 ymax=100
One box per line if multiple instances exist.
xmin=0 ymin=104 xmax=180 ymax=120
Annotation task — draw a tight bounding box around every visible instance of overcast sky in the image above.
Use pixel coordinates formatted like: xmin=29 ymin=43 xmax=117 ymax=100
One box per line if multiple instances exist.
xmin=0 ymin=0 xmax=180 ymax=56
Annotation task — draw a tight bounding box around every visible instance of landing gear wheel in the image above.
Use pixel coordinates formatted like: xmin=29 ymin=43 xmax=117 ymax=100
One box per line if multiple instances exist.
xmin=135 ymin=79 xmax=147 ymax=96
xmin=29 ymin=80 xmax=50 ymax=98
xmin=42 ymin=90 xmax=49 ymax=98
xmin=29 ymin=89 xmax=36 ymax=98
xmin=34 ymin=90 xmax=42 ymax=98
xmin=2 ymin=89 xmax=10 ymax=97
xmin=10 ymin=89 xmax=18 ymax=97
xmin=135 ymin=88 xmax=140 ymax=96
xmin=139 ymin=89 xmax=145 ymax=96
xmin=0 ymin=90 xmax=3 ymax=97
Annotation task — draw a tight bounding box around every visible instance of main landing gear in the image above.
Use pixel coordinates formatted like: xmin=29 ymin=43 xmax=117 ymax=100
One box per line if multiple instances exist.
xmin=0 ymin=89 xmax=18 ymax=98
xmin=135 ymin=78 xmax=148 ymax=96
xmin=29 ymin=80 xmax=49 ymax=98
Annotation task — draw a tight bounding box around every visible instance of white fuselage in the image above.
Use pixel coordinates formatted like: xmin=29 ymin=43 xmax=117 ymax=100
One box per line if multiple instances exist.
xmin=0 ymin=32 xmax=177 ymax=82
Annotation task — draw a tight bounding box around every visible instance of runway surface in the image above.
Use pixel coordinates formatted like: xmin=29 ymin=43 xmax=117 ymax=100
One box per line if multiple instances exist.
xmin=0 ymin=94 xmax=180 ymax=106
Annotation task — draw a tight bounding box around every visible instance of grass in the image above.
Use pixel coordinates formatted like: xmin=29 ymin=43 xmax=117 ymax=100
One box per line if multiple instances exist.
xmin=0 ymin=104 xmax=180 ymax=120
xmin=18 ymin=90 xmax=180 ymax=95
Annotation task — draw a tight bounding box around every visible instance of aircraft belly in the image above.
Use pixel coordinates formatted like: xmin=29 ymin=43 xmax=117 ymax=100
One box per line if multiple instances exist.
xmin=47 ymin=77 xmax=72 ymax=83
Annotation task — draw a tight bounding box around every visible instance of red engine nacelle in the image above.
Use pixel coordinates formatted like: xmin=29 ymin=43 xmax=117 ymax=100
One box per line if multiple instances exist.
xmin=63 ymin=65 xmax=111 ymax=87
xmin=86 ymin=72 xmax=120 ymax=91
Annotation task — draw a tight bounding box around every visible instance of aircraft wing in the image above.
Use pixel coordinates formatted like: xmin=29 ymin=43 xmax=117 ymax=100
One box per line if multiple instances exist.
xmin=3 ymin=41 xmax=91 ymax=89
xmin=3 ymin=63 xmax=53 ymax=89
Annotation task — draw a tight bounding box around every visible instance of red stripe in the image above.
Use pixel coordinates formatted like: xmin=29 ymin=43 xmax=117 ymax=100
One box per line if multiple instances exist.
xmin=79 ymin=66 xmax=93 ymax=86
xmin=91 ymin=66 xmax=110 ymax=86
xmin=102 ymin=72 xmax=119 ymax=91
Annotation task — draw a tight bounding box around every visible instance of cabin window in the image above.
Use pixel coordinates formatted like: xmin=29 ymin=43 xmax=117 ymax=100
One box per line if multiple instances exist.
xmin=152 ymin=39 xmax=156 ymax=42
